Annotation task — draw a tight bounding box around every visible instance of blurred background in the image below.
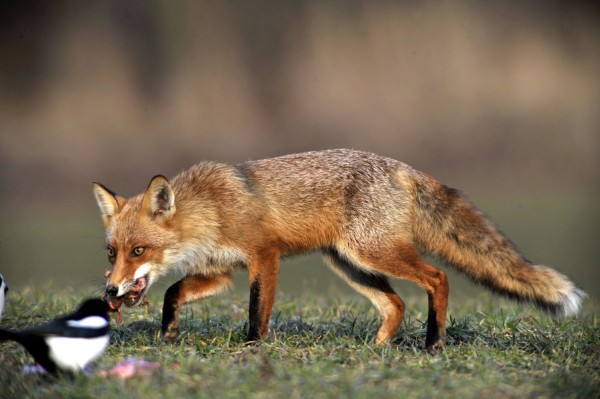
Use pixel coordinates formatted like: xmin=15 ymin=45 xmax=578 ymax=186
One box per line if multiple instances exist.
xmin=1 ymin=1 xmax=598 ymax=305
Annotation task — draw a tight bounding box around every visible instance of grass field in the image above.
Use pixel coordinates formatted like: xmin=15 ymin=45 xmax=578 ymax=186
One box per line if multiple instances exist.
xmin=0 ymin=289 xmax=598 ymax=399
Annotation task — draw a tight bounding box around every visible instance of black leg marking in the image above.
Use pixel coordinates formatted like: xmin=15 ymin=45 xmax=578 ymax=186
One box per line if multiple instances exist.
xmin=161 ymin=282 xmax=181 ymax=340
xmin=246 ymin=280 xmax=261 ymax=342
xmin=425 ymin=293 xmax=440 ymax=350
xmin=323 ymin=247 xmax=395 ymax=294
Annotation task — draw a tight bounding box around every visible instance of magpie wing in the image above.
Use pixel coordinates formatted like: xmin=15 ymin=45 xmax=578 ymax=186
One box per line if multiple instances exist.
xmin=24 ymin=319 xmax=109 ymax=338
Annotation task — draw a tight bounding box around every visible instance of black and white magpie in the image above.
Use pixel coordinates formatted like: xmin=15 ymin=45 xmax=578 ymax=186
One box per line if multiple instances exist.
xmin=0 ymin=298 xmax=110 ymax=375
xmin=0 ymin=273 xmax=7 ymax=322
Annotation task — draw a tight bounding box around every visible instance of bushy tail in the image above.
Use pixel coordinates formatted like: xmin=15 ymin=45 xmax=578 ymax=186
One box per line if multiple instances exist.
xmin=409 ymin=171 xmax=586 ymax=317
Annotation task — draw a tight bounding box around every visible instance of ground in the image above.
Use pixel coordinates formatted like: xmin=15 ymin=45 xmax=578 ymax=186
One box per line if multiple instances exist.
xmin=0 ymin=289 xmax=598 ymax=399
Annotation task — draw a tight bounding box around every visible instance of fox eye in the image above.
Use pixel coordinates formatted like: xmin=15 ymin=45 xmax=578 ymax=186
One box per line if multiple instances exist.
xmin=107 ymin=247 xmax=116 ymax=258
xmin=132 ymin=247 xmax=145 ymax=257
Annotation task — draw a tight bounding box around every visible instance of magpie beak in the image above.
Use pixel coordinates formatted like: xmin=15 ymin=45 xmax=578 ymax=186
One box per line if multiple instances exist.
xmin=0 ymin=298 xmax=110 ymax=375
xmin=0 ymin=273 xmax=7 ymax=322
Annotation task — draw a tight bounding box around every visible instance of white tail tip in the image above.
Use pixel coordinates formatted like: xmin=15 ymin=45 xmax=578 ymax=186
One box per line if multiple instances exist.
xmin=559 ymin=287 xmax=587 ymax=317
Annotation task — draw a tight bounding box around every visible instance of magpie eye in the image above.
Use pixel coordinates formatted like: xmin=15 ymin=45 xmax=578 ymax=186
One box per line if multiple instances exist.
xmin=107 ymin=247 xmax=116 ymax=258
xmin=132 ymin=247 xmax=145 ymax=257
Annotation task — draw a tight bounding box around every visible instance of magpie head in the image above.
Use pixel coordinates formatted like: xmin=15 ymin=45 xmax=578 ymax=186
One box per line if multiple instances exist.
xmin=73 ymin=298 xmax=110 ymax=321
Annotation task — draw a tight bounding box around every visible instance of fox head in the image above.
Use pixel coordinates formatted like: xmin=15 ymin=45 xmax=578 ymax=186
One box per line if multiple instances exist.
xmin=93 ymin=175 xmax=178 ymax=309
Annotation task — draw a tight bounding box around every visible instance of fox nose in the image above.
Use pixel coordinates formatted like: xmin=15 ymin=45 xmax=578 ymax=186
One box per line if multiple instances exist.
xmin=105 ymin=284 xmax=119 ymax=297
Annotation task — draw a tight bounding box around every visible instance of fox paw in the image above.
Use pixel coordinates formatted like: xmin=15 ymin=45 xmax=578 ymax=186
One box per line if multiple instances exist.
xmin=162 ymin=326 xmax=180 ymax=341
xmin=425 ymin=339 xmax=444 ymax=354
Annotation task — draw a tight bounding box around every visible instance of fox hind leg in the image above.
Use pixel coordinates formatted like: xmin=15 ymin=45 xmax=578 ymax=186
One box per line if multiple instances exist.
xmin=162 ymin=273 xmax=232 ymax=340
xmin=329 ymin=243 xmax=449 ymax=352
xmin=401 ymin=259 xmax=449 ymax=352
xmin=369 ymin=246 xmax=448 ymax=352
xmin=323 ymin=248 xmax=405 ymax=345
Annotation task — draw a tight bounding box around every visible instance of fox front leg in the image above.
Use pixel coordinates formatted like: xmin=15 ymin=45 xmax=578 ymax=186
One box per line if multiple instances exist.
xmin=161 ymin=274 xmax=233 ymax=340
xmin=246 ymin=252 xmax=280 ymax=342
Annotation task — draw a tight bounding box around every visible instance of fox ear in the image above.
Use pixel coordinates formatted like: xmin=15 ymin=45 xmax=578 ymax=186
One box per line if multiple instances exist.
xmin=142 ymin=175 xmax=176 ymax=222
xmin=93 ymin=183 xmax=126 ymax=227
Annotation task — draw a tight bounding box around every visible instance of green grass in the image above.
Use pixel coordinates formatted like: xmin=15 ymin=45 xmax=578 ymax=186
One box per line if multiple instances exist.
xmin=0 ymin=289 xmax=598 ymax=399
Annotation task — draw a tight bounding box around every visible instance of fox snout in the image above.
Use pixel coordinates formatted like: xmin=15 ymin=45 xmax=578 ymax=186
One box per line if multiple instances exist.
xmin=103 ymin=270 xmax=118 ymax=296
xmin=102 ymin=267 xmax=151 ymax=311
xmin=105 ymin=285 xmax=119 ymax=297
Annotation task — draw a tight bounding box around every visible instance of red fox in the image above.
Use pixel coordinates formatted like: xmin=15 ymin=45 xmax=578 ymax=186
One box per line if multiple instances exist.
xmin=93 ymin=149 xmax=585 ymax=351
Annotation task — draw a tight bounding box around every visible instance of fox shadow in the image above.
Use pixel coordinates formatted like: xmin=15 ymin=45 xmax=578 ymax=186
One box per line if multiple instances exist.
xmin=108 ymin=312 xmax=558 ymax=355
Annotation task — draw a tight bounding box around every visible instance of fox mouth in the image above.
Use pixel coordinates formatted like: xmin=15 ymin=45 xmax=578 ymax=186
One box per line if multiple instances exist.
xmin=105 ymin=275 xmax=149 ymax=311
